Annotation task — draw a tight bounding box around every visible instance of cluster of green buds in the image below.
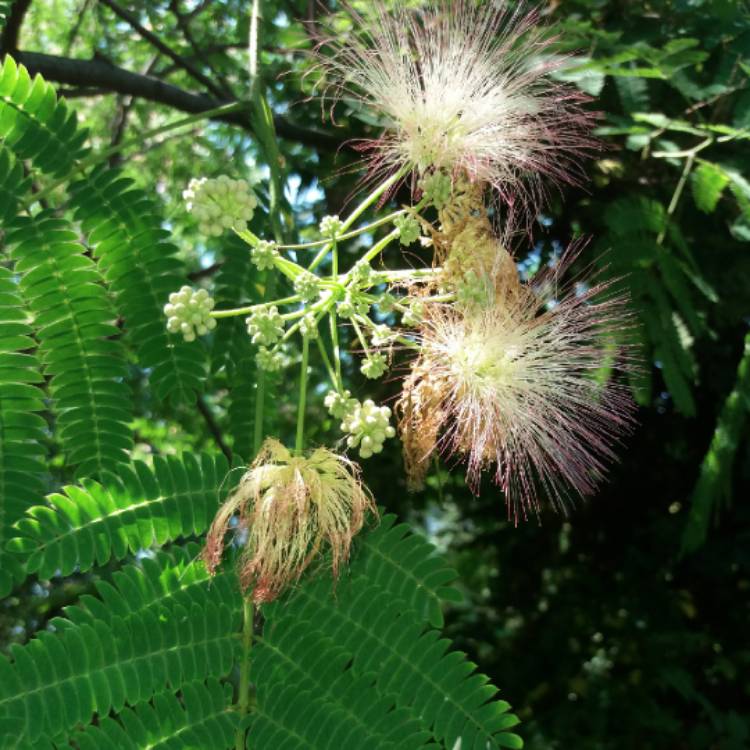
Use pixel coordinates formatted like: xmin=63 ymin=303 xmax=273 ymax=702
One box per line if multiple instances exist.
xmin=250 ymin=239 xmax=279 ymax=270
xmin=325 ymin=391 xmax=396 ymax=459
xmin=294 ymin=271 xmax=322 ymax=303
xmin=401 ymin=298 xmax=425 ymax=327
xmin=319 ymin=214 xmax=345 ymax=238
xmin=183 ymin=175 xmax=257 ymax=237
xmin=360 ymin=352 xmax=388 ymax=379
xmin=164 ymin=286 xmax=217 ymax=342
xmin=394 ymin=213 xmax=421 ymax=246
xmin=418 ymin=171 xmax=452 ymax=210
xmin=246 ymin=306 xmax=285 ymax=346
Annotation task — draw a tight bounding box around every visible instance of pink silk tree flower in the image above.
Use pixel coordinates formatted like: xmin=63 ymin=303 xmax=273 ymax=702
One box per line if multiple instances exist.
xmin=314 ymin=1 xmax=599 ymax=223
xmin=398 ymin=245 xmax=638 ymax=521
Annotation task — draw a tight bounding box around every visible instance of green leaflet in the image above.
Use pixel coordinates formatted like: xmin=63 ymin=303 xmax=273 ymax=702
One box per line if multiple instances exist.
xmin=56 ymin=680 xmax=238 ymax=750
xmin=691 ymin=162 xmax=730 ymax=214
xmin=0 ymin=146 xmax=30 ymax=222
xmin=69 ymin=166 xmax=205 ymax=405
xmin=5 ymin=211 xmax=133 ymax=476
xmin=0 ymin=56 xmax=87 ymax=178
xmin=682 ymin=333 xmax=750 ymax=553
xmin=8 ymin=453 xmax=229 ymax=579
xmin=0 ymin=266 xmax=45 ymax=597
xmin=0 ymin=547 xmax=240 ymax=748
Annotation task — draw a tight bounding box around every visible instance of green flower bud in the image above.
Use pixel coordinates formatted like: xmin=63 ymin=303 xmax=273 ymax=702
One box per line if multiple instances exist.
xmin=319 ymin=214 xmax=345 ymax=238
xmin=360 ymin=353 xmax=388 ymax=380
xmin=246 ymin=306 xmax=285 ymax=346
xmin=294 ymin=271 xmax=321 ymax=303
xmin=164 ymin=285 xmax=217 ymax=342
xmin=183 ymin=175 xmax=257 ymax=237
xmin=251 ymin=240 xmax=279 ymax=271
xmin=394 ymin=214 xmax=421 ymax=246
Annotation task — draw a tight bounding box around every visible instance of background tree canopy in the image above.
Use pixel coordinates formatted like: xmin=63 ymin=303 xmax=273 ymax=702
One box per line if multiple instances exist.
xmin=0 ymin=0 xmax=749 ymax=748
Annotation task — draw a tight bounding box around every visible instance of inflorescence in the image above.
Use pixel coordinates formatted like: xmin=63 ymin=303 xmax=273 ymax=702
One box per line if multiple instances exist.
xmin=166 ymin=3 xmax=636 ymax=601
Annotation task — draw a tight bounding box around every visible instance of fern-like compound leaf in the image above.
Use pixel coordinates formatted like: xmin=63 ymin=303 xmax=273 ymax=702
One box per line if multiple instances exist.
xmin=0 ymin=56 xmax=87 ymax=178
xmin=253 ymin=619 xmax=436 ymax=749
xmin=8 ymin=453 xmax=229 ymax=579
xmin=257 ymin=514 xmax=522 ymax=750
xmin=55 ymin=680 xmax=238 ymax=750
xmin=0 ymin=266 xmax=46 ymax=597
xmin=0 ymin=598 xmax=239 ymax=745
xmin=63 ymin=543 xmax=234 ymax=628
xmin=5 ymin=211 xmax=133 ymax=476
xmin=69 ymin=166 xmax=205 ymax=404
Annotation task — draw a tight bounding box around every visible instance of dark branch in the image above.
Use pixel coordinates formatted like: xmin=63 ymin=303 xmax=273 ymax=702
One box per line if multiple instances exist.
xmin=13 ymin=51 xmax=347 ymax=152
xmin=196 ymin=396 xmax=233 ymax=462
xmin=97 ymin=0 xmax=228 ymax=100
xmin=0 ymin=0 xmax=33 ymax=54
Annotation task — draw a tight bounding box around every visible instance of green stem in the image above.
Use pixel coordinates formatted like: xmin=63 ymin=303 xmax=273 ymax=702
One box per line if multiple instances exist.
xmin=330 ymin=241 xmax=343 ymax=385
xmin=307 ymin=169 xmax=407 ymax=273
xmin=315 ymin=335 xmax=339 ymax=390
xmin=235 ymin=599 xmax=254 ymax=750
xmin=211 ymin=294 xmax=301 ymax=319
xmin=277 ymin=210 xmax=406 ymax=250
xmin=296 ymin=335 xmax=310 ymax=454
xmin=361 ymin=228 xmax=400 ymax=266
xmin=656 ymin=149 xmax=699 ymax=246
xmin=349 ymin=316 xmax=371 ymax=357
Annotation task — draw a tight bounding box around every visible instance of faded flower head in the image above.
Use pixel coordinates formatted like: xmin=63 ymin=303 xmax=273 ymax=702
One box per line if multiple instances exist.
xmin=316 ymin=1 xmax=598 ymax=220
xmin=398 ymin=247 xmax=636 ymax=520
xmin=202 ymin=438 xmax=375 ymax=604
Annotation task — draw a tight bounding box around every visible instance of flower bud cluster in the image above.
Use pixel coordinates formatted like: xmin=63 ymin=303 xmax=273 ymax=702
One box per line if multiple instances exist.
xmin=251 ymin=240 xmax=279 ymax=271
xmin=294 ymin=271 xmax=321 ymax=303
xmin=257 ymin=346 xmax=284 ymax=372
xmin=246 ymin=306 xmax=285 ymax=346
xmin=394 ymin=214 xmax=421 ymax=246
xmin=401 ymin=299 xmax=425 ymax=327
xmin=319 ymin=214 xmax=345 ymax=238
xmin=341 ymin=399 xmax=396 ymax=459
xmin=164 ymin=286 xmax=216 ymax=342
xmin=299 ymin=313 xmax=319 ymax=338
xmin=183 ymin=176 xmax=257 ymax=237
xmin=324 ymin=389 xmax=359 ymax=420
xmin=360 ymin=352 xmax=388 ymax=379
xmin=370 ymin=324 xmax=394 ymax=346
xmin=337 ymin=292 xmax=370 ymax=319
xmin=419 ymin=171 xmax=452 ymax=209
xmin=326 ymin=391 xmax=396 ymax=459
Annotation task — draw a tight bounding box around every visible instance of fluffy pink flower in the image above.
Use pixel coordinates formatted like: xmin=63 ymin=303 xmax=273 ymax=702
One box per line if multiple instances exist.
xmin=398 ymin=245 xmax=637 ymax=520
xmin=315 ymin=1 xmax=599 ymax=221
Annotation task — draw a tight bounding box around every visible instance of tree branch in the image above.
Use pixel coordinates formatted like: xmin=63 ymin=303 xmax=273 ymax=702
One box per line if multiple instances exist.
xmin=0 ymin=0 xmax=33 ymax=54
xmin=196 ymin=396 xmax=233 ymax=462
xmin=97 ymin=0 xmax=228 ymax=100
xmin=12 ymin=51 xmax=347 ymax=152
